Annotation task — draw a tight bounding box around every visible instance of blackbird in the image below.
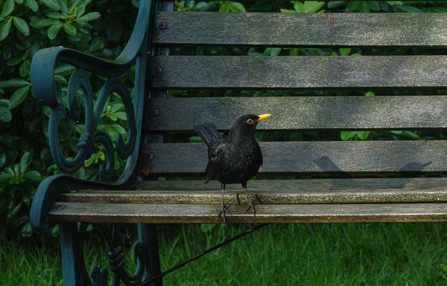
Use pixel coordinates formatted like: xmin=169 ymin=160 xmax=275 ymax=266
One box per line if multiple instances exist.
xmin=193 ymin=114 xmax=271 ymax=222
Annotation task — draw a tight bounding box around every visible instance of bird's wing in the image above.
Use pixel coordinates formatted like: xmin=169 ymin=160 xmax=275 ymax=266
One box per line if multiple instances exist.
xmin=204 ymin=142 xmax=225 ymax=184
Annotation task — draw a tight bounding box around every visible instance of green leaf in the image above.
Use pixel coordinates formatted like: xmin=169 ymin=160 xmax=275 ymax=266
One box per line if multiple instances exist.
xmin=2 ymin=0 xmax=15 ymax=17
xmin=54 ymin=64 xmax=76 ymax=75
xmin=13 ymin=17 xmax=30 ymax=36
xmin=46 ymin=12 xmax=65 ymax=19
xmin=288 ymin=48 xmax=299 ymax=56
xmin=189 ymin=136 xmax=203 ymax=143
xmin=30 ymin=18 xmax=61 ymax=28
xmin=111 ymin=124 xmax=126 ymax=134
xmin=0 ymin=106 xmax=12 ymax=122
xmin=63 ymin=23 xmax=76 ymax=36
xmin=53 ymin=75 xmax=67 ymax=84
xmin=40 ymin=0 xmax=60 ymax=11
xmin=6 ymin=201 xmax=22 ymax=223
xmin=115 ymin=112 xmax=127 ymax=120
xmin=219 ymin=2 xmax=231 ymax=12
xmin=0 ymin=78 xmax=30 ymax=88
xmin=26 ymin=0 xmax=38 ymax=11
xmin=23 ymin=170 xmax=41 ymax=179
xmin=396 ymin=5 xmax=422 ymax=13
xmin=19 ymin=60 xmax=30 ymax=77
xmin=20 ymin=150 xmax=33 ymax=173
xmin=0 ymin=146 xmax=5 ymax=167
xmin=6 ymin=57 xmax=22 ymax=66
xmin=358 ymin=1 xmax=370 ymax=13
xmin=339 ymin=48 xmax=351 ymax=56
xmin=0 ymin=171 xmax=13 ymax=182
xmin=229 ymin=2 xmax=246 ymax=12
xmin=346 ymin=1 xmax=360 ymax=12
xmin=280 ymin=8 xmax=296 ymax=13
xmin=0 ymin=18 xmax=12 ymax=41
xmin=48 ymin=23 xmax=63 ymax=40
xmin=403 ymin=131 xmax=420 ymax=139
xmin=368 ymin=1 xmax=380 ymax=11
xmin=327 ymin=1 xmax=346 ymax=8
xmin=386 ymin=1 xmax=402 ymax=5
xmin=341 ymin=131 xmax=357 ymax=141
xmin=390 ymin=131 xmax=402 ymax=135
xmin=9 ymin=85 xmax=30 ymax=109
xmin=21 ymin=222 xmax=32 ymax=237
xmin=357 ymin=131 xmax=370 ymax=140
xmin=304 ymin=1 xmax=325 ymax=13
xmin=78 ymin=12 xmax=101 ymax=21
xmin=365 ymin=91 xmax=375 ymax=96
xmin=294 ymin=2 xmax=305 ymax=12
xmin=15 ymin=0 xmax=23 ymax=4
xmin=89 ymin=36 xmax=107 ymax=53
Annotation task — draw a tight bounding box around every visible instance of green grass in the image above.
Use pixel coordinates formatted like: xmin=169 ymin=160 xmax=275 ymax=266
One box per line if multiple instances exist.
xmin=2 ymin=223 xmax=447 ymax=285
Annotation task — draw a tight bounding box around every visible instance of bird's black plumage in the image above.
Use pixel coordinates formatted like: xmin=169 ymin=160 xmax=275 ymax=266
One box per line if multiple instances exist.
xmin=193 ymin=114 xmax=270 ymax=221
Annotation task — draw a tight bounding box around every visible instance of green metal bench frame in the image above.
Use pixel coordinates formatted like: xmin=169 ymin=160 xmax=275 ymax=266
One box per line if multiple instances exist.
xmin=30 ymin=1 xmax=447 ymax=285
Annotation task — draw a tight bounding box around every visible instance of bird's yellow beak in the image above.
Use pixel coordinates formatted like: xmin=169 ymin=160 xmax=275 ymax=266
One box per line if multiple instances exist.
xmin=257 ymin=114 xmax=271 ymax=122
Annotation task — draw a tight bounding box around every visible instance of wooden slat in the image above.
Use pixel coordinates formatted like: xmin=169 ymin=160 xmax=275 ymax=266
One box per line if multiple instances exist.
xmin=141 ymin=141 xmax=447 ymax=175
xmin=151 ymin=56 xmax=447 ymax=89
xmin=48 ymin=203 xmax=447 ymax=223
xmin=60 ymin=178 xmax=447 ymax=204
xmin=154 ymin=12 xmax=447 ymax=47
xmin=145 ymin=96 xmax=447 ymax=131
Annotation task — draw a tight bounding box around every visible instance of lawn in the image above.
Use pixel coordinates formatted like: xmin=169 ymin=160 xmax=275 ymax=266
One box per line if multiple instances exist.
xmin=2 ymin=222 xmax=447 ymax=285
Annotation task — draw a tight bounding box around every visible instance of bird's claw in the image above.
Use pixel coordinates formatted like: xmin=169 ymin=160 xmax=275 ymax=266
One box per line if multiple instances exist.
xmin=244 ymin=196 xmax=257 ymax=219
xmin=218 ymin=204 xmax=228 ymax=223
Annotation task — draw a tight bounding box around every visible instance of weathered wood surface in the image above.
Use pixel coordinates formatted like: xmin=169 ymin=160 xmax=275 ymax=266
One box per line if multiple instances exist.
xmin=154 ymin=12 xmax=447 ymax=47
xmin=141 ymin=141 xmax=446 ymax=175
xmin=145 ymin=96 xmax=447 ymax=131
xmin=48 ymin=203 xmax=447 ymax=223
xmin=59 ymin=178 xmax=447 ymax=204
xmin=151 ymin=56 xmax=447 ymax=89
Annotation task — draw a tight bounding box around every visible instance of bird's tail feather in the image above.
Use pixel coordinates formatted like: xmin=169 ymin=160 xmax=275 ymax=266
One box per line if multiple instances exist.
xmin=193 ymin=123 xmax=223 ymax=146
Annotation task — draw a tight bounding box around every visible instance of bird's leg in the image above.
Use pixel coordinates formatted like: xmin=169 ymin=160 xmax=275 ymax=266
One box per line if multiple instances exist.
xmin=218 ymin=183 xmax=227 ymax=223
xmin=242 ymin=182 xmax=256 ymax=218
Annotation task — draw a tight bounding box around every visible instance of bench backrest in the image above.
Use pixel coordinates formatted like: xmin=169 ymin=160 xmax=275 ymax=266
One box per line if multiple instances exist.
xmin=141 ymin=8 xmax=447 ymax=179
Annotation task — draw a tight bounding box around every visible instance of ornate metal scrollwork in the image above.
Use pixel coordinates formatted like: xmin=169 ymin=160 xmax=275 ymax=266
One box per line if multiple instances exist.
xmin=78 ymin=223 xmax=149 ymax=286
xmin=48 ymin=68 xmax=137 ymax=181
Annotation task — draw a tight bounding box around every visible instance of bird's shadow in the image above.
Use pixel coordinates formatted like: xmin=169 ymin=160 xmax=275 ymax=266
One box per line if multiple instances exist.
xmin=314 ymin=155 xmax=432 ymax=191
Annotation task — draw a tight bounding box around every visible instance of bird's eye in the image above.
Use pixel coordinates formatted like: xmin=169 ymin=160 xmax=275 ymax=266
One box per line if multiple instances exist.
xmin=246 ymin=119 xmax=254 ymax=124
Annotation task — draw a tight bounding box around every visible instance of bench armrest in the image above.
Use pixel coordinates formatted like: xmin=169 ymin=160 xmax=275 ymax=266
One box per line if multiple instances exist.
xmin=30 ymin=0 xmax=156 ymax=230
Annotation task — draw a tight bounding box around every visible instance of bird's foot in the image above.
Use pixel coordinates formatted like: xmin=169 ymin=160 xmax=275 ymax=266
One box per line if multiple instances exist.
xmin=244 ymin=196 xmax=257 ymax=219
xmin=218 ymin=203 xmax=228 ymax=223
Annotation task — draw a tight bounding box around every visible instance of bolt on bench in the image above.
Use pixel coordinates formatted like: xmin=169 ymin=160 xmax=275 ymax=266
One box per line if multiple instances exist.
xmin=30 ymin=1 xmax=447 ymax=285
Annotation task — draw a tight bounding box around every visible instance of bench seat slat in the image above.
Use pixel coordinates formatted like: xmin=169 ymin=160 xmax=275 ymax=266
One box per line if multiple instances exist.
xmin=48 ymin=203 xmax=447 ymax=224
xmin=154 ymin=12 xmax=447 ymax=47
xmin=142 ymin=141 xmax=447 ymax=175
xmin=152 ymin=56 xmax=447 ymax=89
xmin=59 ymin=178 xmax=447 ymax=204
xmin=146 ymin=96 xmax=447 ymax=131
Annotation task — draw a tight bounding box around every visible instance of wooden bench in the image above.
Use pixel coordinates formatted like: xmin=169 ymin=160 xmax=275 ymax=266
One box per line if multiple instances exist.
xmin=30 ymin=1 xmax=447 ymax=285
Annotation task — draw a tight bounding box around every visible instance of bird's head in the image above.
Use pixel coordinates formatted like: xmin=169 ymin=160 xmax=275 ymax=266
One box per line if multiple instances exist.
xmin=230 ymin=114 xmax=271 ymax=136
